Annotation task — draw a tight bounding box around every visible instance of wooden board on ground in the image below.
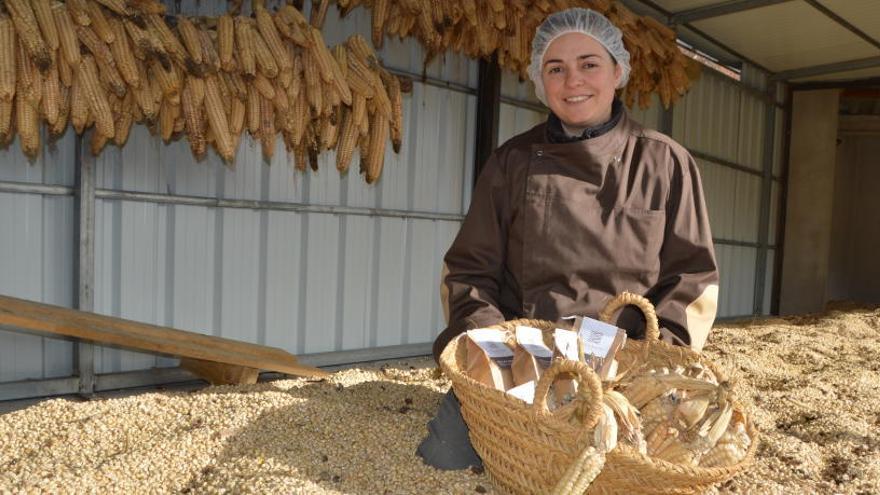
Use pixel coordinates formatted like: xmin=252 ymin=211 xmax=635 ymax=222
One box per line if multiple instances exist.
xmin=0 ymin=294 xmax=329 ymax=385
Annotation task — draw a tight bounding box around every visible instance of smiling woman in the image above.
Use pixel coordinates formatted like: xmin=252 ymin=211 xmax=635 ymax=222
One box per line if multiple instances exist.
xmin=417 ymin=8 xmax=722 ymax=472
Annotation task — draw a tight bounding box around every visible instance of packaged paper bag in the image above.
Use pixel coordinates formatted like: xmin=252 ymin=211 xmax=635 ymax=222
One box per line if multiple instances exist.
xmin=506 ymin=380 xmax=537 ymax=404
xmin=511 ymin=325 xmax=553 ymax=386
xmin=465 ymin=329 xmax=515 ymax=391
xmin=552 ymin=328 xmax=582 ymax=401
xmin=574 ymin=316 xmax=627 ymax=380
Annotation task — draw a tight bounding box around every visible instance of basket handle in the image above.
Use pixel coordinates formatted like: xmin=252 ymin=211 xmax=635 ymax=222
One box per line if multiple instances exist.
xmin=533 ymin=359 xmax=603 ymax=428
xmin=597 ymin=291 xmax=660 ymax=342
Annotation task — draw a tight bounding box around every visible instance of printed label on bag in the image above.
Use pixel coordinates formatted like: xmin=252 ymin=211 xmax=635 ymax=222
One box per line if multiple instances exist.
xmin=515 ymin=325 xmax=553 ymax=366
xmin=577 ymin=317 xmax=622 ymax=359
xmin=467 ymin=328 xmax=514 ymax=368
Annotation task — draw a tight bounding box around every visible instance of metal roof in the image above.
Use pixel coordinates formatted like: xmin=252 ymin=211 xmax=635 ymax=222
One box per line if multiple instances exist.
xmin=623 ymin=0 xmax=880 ymax=84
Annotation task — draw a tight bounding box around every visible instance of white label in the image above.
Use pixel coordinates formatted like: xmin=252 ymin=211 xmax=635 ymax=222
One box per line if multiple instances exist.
xmin=467 ymin=328 xmax=514 ymax=367
xmin=515 ymin=325 xmax=553 ymax=361
xmin=554 ymin=329 xmax=580 ymax=360
xmin=578 ymin=317 xmax=620 ymax=359
xmin=506 ymin=380 xmax=536 ymax=404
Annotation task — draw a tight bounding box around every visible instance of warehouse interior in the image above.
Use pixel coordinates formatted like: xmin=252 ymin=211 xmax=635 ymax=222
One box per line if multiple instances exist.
xmin=0 ymin=0 xmax=878 ymax=403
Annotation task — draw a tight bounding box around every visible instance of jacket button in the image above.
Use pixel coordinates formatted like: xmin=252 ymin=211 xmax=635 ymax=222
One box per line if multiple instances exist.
xmin=535 ymin=150 xmax=544 ymax=157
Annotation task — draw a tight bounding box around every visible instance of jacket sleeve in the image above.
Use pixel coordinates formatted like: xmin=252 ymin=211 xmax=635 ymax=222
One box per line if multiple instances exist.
xmin=432 ymin=153 xmax=510 ymax=362
xmin=645 ymin=150 xmax=720 ymax=351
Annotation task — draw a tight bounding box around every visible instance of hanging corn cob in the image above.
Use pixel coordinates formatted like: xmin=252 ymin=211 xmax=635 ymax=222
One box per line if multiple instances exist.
xmin=338 ymin=0 xmax=698 ymax=109
xmin=0 ymin=1 xmax=409 ymax=183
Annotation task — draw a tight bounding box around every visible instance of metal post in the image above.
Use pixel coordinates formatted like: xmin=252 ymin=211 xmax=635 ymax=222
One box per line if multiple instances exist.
xmin=771 ymin=85 xmax=793 ymax=315
xmin=74 ymin=134 xmax=96 ymax=396
xmin=473 ymin=55 xmax=502 ymax=187
xmin=753 ymin=82 xmax=779 ymax=315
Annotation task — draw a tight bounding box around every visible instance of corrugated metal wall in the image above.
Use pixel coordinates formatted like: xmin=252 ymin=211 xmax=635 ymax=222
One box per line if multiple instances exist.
xmin=0 ymin=130 xmax=77 ymax=382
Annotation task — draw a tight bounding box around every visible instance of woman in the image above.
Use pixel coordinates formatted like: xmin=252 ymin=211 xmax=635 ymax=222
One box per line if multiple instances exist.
xmin=418 ymin=8 xmax=719 ymax=470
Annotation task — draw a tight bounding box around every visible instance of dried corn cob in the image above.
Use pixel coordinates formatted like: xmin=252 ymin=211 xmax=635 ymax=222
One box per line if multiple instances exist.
xmin=93 ymin=0 xmax=129 ymax=16
xmin=593 ymin=403 xmax=618 ymax=454
xmin=42 ymin=61 xmax=61 ymax=125
xmin=16 ymin=87 xmax=41 ymax=158
xmin=217 ymin=14 xmax=234 ymax=71
xmin=127 ymin=0 xmax=165 ymax=15
xmin=79 ymin=54 xmax=114 ymax=138
xmin=49 ymin=83 xmax=70 ymax=137
xmin=65 ymin=0 xmax=91 ymax=26
xmin=228 ymin=96 xmax=245 ymax=137
xmin=290 ymin=85 xmax=307 ymax=146
xmin=204 ymin=75 xmax=235 ymax=161
xmin=259 ymin=94 xmax=275 ymax=158
xmin=275 ymin=5 xmax=309 ymax=47
xmin=181 ymin=77 xmax=207 ymax=159
xmin=234 ymin=17 xmax=256 ymax=77
xmin=309 ymin=0 xmax=329 ymax=29
xmin=5 ymin=0 xmax=52 ymax=71
xmin=364 ymin=110 xmax=388 ymax=183
xmin=107 ymin=17 xmax=139 ymax=88
xmin=246 ymin=84 xmax=260 ymax=136
xmin=253 ymin=72 xmax=276 ymax=100
xmin=16 ymin=39 xmax=41 ymax=105
xmin=85 ymin=1 xmax=114 ymax=44
xmin=30 ymin=0 xmax=59 ymax=51
xmin=0 ymin=16 xmax=15 ymax=101
xmin=251 ymin=25 xmax=279 ymax=79
xmin=335 ymin=108 xmax=358 ymax=172
xmin=176 ymin=16 xmax=203 ymax=65
xmin=0 ymin=99 xmax=13 ymax=142
xmin=302 ymin=51 xmax=322 ymax=115
xmin=381 ymin=71 xmax=402 ymax=152
xmin=90 ymin=127 xmax=110 ymax=154
xmin=255 ymin=6 xmax=291 ymax=71
xmin=371 ymin=0 xmax=388 ymax=48
xmin=145 ymin=14 xmax=188 ymax=65
xmin=69 ymin=75 xmax=89 ymax=134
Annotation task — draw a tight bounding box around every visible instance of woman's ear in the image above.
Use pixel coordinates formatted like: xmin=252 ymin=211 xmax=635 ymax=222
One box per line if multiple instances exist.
xmin=614 ymin=63 xmax=623 ymax=86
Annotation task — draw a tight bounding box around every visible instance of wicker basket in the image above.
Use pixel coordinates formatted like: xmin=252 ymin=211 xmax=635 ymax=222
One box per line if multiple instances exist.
xmin=439 ymin=292 xmax=759 ymax=495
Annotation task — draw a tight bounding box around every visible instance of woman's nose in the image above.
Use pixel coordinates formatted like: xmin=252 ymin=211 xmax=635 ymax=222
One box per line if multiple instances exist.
xmin=564 ymin=71 xmax=584 ymax=88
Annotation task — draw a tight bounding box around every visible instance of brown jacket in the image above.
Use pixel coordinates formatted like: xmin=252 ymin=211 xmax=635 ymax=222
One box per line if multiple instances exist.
xmin=434 ymin=110 xmax=719 ymax=362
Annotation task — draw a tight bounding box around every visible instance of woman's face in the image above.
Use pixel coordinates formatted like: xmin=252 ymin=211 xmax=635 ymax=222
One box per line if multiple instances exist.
xmin=541 ymin=32 xmax=622 ymax=129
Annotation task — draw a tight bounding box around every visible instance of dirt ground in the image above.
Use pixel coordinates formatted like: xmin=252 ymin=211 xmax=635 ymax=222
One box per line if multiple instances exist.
xmin=1 ymin=304 xmax=878 ymax=494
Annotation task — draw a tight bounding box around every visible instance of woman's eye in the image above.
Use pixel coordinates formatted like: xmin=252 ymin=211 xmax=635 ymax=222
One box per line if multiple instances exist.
xmin=583 ymin=63 xmax=597 ymax=69
xmin=547 ymin=66 xmax=562 ymax=74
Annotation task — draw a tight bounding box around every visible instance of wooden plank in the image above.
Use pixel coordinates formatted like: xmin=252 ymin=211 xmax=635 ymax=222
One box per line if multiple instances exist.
xmin=0 ymin=295 xmax=329 ymax=379
xmin=180 ymin=358 xmax=260 ymax=385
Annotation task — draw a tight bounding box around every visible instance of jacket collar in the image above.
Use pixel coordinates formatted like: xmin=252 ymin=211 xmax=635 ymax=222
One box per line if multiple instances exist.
xmin=545 ymin=99 xmax=624 ymax=144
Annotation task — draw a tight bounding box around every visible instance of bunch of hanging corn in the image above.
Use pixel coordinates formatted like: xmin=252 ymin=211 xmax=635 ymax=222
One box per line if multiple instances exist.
xmin=336 ymin=0 xmax=699 ymax=109
xmin=614 ymin=364 xmax=753 ymax=468
xmin=0 ymin=0 xmax=406 ymax=184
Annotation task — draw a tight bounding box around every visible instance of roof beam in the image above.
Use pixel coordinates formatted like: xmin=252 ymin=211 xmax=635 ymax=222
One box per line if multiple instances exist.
xmin=802 ymin=0 xmax=880 ymax=51
xmin=670 ymin=0 xmax=794 ymax=25
xmin=771 ymin=56 xmax=880 ymax=81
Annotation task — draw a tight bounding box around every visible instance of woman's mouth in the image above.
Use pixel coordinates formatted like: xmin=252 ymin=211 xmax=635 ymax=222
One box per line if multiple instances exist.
xmin=564 ymin=95 xmax=592 ymax=103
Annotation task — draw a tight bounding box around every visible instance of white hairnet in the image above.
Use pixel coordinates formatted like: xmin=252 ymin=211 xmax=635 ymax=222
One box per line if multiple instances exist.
xmin=527 ymin=8 xmax=631 ymax=105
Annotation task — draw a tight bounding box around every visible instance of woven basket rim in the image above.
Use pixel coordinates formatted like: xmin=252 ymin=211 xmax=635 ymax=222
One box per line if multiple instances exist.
xmin=439 ymin=318 xmax=759 ymax=479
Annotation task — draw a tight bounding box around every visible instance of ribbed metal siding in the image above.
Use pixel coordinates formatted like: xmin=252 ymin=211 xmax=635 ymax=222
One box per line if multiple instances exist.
xmin=0 ymin=130 xmax=77 ymax=382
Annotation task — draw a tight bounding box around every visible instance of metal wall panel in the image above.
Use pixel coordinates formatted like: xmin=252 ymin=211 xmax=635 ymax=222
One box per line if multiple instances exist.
xmin=627 ymin=94 xmax=663 ymax=131
xmin=673 ymin=70 xmax=755 ymax=169
xmin=0 ymin=130 xmax=77 ymax=383
xmin=697 ymin=160 xmax=761 ymax=243
xmin=498 ymin=104 xmax=546 ymax=146
xmin=715 ymin=245 xmax=757 ymax=318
